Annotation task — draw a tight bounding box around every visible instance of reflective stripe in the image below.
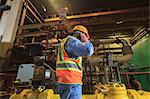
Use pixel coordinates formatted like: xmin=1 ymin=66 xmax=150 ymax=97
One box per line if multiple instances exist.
xmin=56 ymin=68 xmax=82 ymax=73
xmin=57 ymin=63 xmax=82 ymax=71
xmin=60 ymin=38 xmax=68 ymax=61
xmin=58 ymin=45 xmax=62 ymax=61
xmin=57 ymin=60 xmax=82 ymax=67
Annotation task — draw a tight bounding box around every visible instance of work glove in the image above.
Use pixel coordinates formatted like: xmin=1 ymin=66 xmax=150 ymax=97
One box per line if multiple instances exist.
xmin=115 ymin=37 xmax=128 ymax=46
xmin=115 ymin=38 xmax=133 ymax=55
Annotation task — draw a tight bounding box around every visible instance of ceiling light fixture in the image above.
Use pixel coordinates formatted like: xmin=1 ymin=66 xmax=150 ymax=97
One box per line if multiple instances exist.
xmin=42 ymin=5 xmax=47 ymax=12
xmin=116 ymin=21 xmax=123 ymax=24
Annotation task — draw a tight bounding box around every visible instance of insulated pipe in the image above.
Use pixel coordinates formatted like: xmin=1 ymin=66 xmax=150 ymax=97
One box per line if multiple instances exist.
xmin=114 ymin=39 xmax=133 ymax=63
xmin=114 ymin=53 xmax=132 ymax=63
xmin=87 ymin=39 xmax=133 ymax=63
xmin=90 ymin=39 xmax=116 ymax=47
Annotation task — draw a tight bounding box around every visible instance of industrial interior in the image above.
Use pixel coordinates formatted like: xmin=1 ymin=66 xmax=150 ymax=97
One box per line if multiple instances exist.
xmin=0 ymin=0 xmax=150 ymax=99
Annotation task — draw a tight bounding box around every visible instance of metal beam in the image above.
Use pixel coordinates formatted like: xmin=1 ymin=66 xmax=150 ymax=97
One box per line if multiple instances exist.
xmin=130 ymin=27 xmax=149 ymax=44
xmin=18 ymin=7 xmax=149 ymax=30
xmin=26 ymin=15 xmax=34 ymax=23
xmin=86 ymin=17 xmax=149 ymax=27
xmin=89 ymin=21 xmax=148 ymax=32
xmin=1 ymin=0 xmax=23 ymax=43
xmin=0 ymin=0 xmax=23 ymax=57
xmin=44 ymin=7 xmax=148 ymax=22
xmin=20 ymin=32 xmax=48 ymax=37
xmin=28 ymin=0 xmax=44 ymax=21
xmin=18 ymin=21 xmax=59 ymax=30
xmin=0 ymin=0 xmax=12 ymax=39
xmin=18 ymin=17 xmax=148 ymax=30
xmin=26 ymin=5 xmax=43 ymax=23
xmin=16 ymin=7 xmax=27 ymax=44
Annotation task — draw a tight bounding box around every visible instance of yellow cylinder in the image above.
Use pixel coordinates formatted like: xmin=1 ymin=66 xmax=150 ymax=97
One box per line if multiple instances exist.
xmin=39 ymin=89 xmax=60 ymax=99
xmin=104 ymin=83 xmax=129 ymax=99
xmin=127 ymin=89 xmax=150 ymax=99
xmin=138 ymin=90 xmax=150 ymax=99
xmin=9 ymin=93 xmax=19 ymax=99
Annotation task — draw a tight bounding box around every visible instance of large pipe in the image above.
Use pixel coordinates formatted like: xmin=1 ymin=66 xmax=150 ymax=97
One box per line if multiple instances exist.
xmin=90 ymin=39 xmax=116 ymax=46
xmin=114 ymin=39 xmax=133 ymax=62
xmin=88 ymin=38 xmax=133 ymax=63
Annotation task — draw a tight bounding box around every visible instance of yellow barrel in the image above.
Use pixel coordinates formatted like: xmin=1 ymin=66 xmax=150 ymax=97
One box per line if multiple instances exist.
xmin=105 ymin=83 xmax=129 ymax=99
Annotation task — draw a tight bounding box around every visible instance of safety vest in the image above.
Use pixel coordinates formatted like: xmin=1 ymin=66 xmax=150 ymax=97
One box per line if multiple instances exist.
xmin=56 ymin=36 xmax=82 ymax=84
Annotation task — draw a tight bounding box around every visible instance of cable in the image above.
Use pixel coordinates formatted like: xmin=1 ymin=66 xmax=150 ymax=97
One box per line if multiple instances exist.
xmin=43 ymin=63 xmax=56 ymax=73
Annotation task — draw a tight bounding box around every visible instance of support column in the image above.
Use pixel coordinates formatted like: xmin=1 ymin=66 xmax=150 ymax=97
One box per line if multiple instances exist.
xmin=0 ymin=0 xmax=12 ymax=40
xmin=16 ymin=6 xmax=27 ymax=44
xmin=0 ymin=0 xmax=23 ymax=57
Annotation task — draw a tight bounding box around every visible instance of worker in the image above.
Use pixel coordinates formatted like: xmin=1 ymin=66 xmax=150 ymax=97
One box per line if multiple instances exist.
xmin=56 ymin=25 xmax=94 ymax=99
xmin=129 ymin=76 xmax=142 ymax=90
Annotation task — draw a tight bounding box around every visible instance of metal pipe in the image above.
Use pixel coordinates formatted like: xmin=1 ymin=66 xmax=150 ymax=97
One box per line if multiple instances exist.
xmin=90 ymin=39 xmax=116 ymax=47
xmin=44 ymin=7 xmax=148 ymax=22
xmin=26 ymin=15 xmax=34 ymax=23
xmin=27 ymin=0 xmax=44 ymax=21
xmin=84 ymin=72 xmax=150 ymax=75
xmin=20 ymin=32 xmax=48 ymax=37
xmin=120 ymin=72 xmax=150 ymax=75
xmin=0 ymin=73 xmax=16 ymax=77
xmin=16 ymin=7 xmax=27 ymax=44
xmin=18 ymin=21 xmax=59 ymax=30
xmin=26 ymin=5 xmax=43 ymax=23
xmin=130 ymin=28 xmax=148 ymax=44
xmin=114 ymin=54 xmax=132 ymax=62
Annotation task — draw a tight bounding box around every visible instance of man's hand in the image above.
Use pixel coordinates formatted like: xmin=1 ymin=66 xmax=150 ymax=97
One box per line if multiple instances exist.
xmin=81 ymin=33 xmax=89 ymax=42
xmin=59 ymin=7 xmax=69 ymax=19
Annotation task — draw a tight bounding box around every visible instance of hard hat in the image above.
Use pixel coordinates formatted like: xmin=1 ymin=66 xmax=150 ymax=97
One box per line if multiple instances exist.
xmin=73 ymin=25 xmax=90 ymax=39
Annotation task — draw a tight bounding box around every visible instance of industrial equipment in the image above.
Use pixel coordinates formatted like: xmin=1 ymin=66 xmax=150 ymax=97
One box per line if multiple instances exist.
xmin=16 ymin=64 xmax=45 ymax=87
xmin=9 ymin=38 xmax=150 ymax=99
xmin=0 ymin=0 xmax=149 ymax=98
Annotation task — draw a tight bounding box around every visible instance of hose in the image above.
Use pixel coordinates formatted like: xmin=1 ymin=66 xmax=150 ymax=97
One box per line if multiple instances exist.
xmin=43 ymin=63 xmax=56 ymax=73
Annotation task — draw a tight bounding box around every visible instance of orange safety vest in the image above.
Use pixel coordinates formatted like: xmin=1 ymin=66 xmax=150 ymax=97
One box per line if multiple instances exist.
xmin=56 ymin=37 xmax=82 ymax=84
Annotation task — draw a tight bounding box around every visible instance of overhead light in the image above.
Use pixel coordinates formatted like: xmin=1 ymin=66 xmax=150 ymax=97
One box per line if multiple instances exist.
xmin=116 ymin=21 xmax=123 ymax=24
xmin=42 ymin=5 xmax=47 ymax=12
xmin=43 ymin=8 xmax=47 ymax=12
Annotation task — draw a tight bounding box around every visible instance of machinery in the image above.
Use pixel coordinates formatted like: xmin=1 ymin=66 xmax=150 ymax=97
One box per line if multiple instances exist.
xmin=9 ymin=38 xmax=150 ymax=99
xmin=15 ymin=64 xmax=45 ymax=88
xmin=9 ymin=64 xmax=60 ymax=99
xmin=0 ymin=1 xmax=149 ymax=98
xmin=9 ymin=60 xmax=150 ymax=99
